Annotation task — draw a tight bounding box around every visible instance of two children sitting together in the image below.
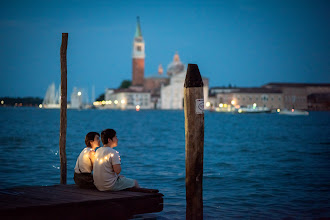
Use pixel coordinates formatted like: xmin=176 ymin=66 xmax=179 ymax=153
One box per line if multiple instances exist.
xmin=73 ymin=129 xmax=139 ymax=191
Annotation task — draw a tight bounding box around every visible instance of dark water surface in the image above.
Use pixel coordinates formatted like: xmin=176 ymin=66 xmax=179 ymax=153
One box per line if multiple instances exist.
xmin=0 ymin=107 xmax=329 ymax=219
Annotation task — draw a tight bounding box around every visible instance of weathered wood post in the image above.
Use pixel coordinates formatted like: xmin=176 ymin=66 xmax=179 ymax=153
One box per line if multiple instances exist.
xmin=184 ymin=64 xmax=204 ymax=219
xmin=59 ymin=33 xmax=68 ymax=184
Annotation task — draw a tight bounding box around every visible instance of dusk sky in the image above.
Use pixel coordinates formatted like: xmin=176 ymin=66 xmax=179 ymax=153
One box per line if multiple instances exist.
xmin=1 ymin=0 xmax=329 ymax=100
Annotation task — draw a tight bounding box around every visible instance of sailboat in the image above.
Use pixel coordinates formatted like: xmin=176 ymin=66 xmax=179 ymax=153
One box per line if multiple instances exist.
xmin=42 ymin=83 xmax=60 ymax=109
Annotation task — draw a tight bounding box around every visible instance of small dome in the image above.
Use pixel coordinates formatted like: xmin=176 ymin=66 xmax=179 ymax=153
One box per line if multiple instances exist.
xmin=167 ymin=52 xmax=185 ymax=76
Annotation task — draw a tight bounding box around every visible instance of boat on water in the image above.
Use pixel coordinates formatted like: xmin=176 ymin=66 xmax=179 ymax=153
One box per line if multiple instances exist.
xmin=235 ymin=104 xmax=271 ymax=114
xmin=42 ymin=83 xmax=89 ymax=109
xmin=42 ymin=83 xmax=61 ymax=109
xmin=278 ymin=109 xmax=309 ymax=116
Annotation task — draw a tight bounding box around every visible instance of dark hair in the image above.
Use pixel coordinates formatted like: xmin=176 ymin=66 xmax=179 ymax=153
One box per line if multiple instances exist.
xmin=101 ymin=129 xmax=116 ymax=145
xmin=85 ymin=132 xmax=100 ymax=147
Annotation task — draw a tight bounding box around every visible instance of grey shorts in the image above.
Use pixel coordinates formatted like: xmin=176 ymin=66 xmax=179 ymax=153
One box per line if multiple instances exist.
xmin=111 ymin=176 xmax=135 ymax=191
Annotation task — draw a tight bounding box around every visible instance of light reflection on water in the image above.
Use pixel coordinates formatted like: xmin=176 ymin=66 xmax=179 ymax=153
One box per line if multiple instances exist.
xmin=0 ymin=107 xmax=329 ymax=219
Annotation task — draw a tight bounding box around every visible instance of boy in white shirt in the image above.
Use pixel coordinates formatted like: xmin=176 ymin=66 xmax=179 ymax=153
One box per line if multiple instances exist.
xmin=93 ymin=129 xmax=139 ymax=191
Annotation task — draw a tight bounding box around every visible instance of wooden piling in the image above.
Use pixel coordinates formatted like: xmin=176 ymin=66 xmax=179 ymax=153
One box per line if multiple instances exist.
xmin=59 ymin=33 xmax=68 ymax=184
xmin=184 ymin=64 xmax=204 ymax=220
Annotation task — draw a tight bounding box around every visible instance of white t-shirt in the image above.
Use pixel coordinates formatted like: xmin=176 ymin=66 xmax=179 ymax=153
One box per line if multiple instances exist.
xmin=74 ymin=147 xmax=94 ymax=173
xmin=93 ymin=146 xmax=121 ymax=191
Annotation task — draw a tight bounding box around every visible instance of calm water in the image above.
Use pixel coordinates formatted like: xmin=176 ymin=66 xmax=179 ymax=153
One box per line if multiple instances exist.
xmin=0 ymin=107 xmax=329 ymax=219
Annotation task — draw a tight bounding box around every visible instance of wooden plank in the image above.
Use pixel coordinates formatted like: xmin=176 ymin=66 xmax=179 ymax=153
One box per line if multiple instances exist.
xmin=0 ymin=184 xmax=163 ymax=219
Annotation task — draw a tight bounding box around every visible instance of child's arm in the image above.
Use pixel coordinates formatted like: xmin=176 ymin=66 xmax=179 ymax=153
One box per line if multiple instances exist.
xmin=113 ymin=164 xmax=121 ymax=174
xmin=89 ymin=150 xmax=95 ymax=169
xmin=112 ymin=151 xmax=121 ymax=174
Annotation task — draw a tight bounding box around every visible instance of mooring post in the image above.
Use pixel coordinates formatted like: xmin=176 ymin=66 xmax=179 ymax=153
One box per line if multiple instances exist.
xmin=59 ymin=33 xmax=68 ymax=184
xmin=184 ymin=64 xmax=204 ymax=220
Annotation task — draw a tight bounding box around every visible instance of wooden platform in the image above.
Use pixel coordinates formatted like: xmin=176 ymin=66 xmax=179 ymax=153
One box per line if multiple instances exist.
xmin=0 ymin=184 xmax=163 ymax=219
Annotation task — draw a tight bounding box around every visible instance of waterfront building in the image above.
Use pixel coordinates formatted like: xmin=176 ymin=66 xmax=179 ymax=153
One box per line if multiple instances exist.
xmin=208 ymin=87 xmax=283 ymax=111
xmin=161 ymin=53 xmax=209 ymax=109
xmin=102 ymin=88 xmax=151 ymax=110
xmin=263 ymin=83 xmax=330 ymax=110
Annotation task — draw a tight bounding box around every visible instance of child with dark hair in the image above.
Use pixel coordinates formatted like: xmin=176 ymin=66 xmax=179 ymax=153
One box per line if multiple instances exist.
xmin=93 ymin=129 xmax=139 ymax=191
xmin=74 ymin=132 xmax=100 ymax=188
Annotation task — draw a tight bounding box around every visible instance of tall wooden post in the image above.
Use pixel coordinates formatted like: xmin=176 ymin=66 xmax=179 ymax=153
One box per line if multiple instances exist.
xmin=184 ymin=64 xmax=204 ymax=220
xmin=59 ymin=33 xmax=68 ymax=184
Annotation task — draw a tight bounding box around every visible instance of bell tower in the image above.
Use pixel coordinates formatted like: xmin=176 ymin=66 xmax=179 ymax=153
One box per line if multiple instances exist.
xmin=132 ymin=16 xmax=145 ymax=86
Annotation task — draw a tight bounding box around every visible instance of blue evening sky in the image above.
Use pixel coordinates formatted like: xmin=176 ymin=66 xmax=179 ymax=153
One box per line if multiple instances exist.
xmin=0 ymin=0 xmax=329 ymax=99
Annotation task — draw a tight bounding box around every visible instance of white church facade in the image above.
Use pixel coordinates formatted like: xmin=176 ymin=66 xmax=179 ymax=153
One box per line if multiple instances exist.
xmin=161 ymin=53 xmax=209 ymax=110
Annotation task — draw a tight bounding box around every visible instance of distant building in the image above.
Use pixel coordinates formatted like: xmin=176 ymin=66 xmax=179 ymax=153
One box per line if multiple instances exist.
xmin=143 ymin=64 xmax=169 ymax=109
xmin=208 ymin=87 xmax=283 ymax=110
xmin=103 ymin=88 xmax=151 ymax=110
xmin=104 ymin=88 xmax=115 ymax=101
xmin=263 ymin=83 xmax=330 ymax=110
xmin=161 ymin=53 xmax=209 ymax=109
xmin=99 ymin=18 xmax=211 ymax=110
xmin=132 ymin=16 xmax=145 ymax=88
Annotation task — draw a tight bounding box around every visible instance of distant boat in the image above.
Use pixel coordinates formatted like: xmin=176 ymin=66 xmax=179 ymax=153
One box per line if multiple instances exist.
xmin=236 ymin=105 xmax=271 ymax=114
xmin=279 ymin=109 xmax=309 ymax=116
xmin=42 ymin=84 xmax=90 ymax=109
xmin=42 ymin=83 xmax=60 ymax=109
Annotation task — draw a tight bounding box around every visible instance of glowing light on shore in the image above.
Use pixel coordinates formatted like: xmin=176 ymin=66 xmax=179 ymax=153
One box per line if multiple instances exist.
xmin=219 ymin=103 xmax=223 ymax=108
xmin=238 ymin=109 xmax=242 ymax=113
xmin=77 ymin=91 xmax=82 ymax=96
xmin=1 ymin=100 xmax=4 ymax=105
xmin=114 ymin=100 xmax=118 ymax=105
xmin=277 ymin=109 xmax=280 ymax=112
xmin=224 ymin=104 xmax=228 ymax=108
xmin=110 ymin=153 xmax=114 ymax=157
xmin=206 ymin=102 xmax=210 ymax=107
xmin=121 ymin=99 xmax=125 ymax=104
xmin=39 ymin=104 xmax=42 ymax=108
xmin=136 ymin=105 xmax=140 ymax=111
xmin=101 ymin=101 xmax=106 ymax=105
xmin=231 ymin=100 xmax=235 ymax=105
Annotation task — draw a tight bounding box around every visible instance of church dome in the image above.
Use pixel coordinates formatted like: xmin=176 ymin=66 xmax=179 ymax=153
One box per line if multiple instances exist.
xmin=166 ymin=52 xmax=185 ymax=76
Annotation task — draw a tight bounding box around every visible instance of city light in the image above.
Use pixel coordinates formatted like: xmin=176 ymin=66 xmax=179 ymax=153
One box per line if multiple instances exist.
xmin=77 ymin=91 xmax=82 ymax=96
xmin=1 ymin=100 xmax=4 ymax=105
xmin=121 ymin=99 xmax=125 ymax=104
xmin=224 ymin=104 xmax=228 ymax=108
xmin=114 ymin=100 xmax=118 ymax=104
xmin=219 ymin=103 xmax=223 ymax=108
xmin=231 ymin=100 xmax=235 ymax=105
xmin=277 ymin=109 xmax=281 ymax=112
xmin=206 ymin=102 xmax=210 ymax=107
xmin=39 ymin=104 xmax=42 ymax=108
xmin=136 ymin=105 xmax=140 ymax=111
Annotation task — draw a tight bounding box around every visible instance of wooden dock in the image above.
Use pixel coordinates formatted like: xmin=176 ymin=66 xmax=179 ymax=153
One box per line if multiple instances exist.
xmin=0 ymin=184 xmax=163 ymax=219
